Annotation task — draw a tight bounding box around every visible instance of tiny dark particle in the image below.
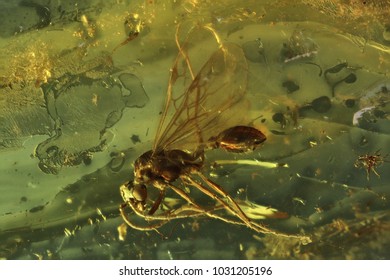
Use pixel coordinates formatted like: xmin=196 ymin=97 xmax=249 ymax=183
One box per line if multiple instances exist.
xmin=20 ymin=196 xmax=28 ymax=202
xmin=272 ymin=112 xmax=286 ymax=124
xmin=20 ymin=1 xmax=51 ymax=29
xmin=109 ymin=155 xmax=126 ymax=172
xmin=29 ymin=205 xmax=45 ymax=213
xmin=83 ymin=155 xmax=92 ymax=166
xmin=311 ymin=96 xmax=331 ymax=113
xmin=344 ymin=73 xmax=357 ymax=84
xmin=270 ymin=130 xmax=286 ymax=135
xmin=36 ymin=6 xmax=51 ymax=28
xmin=324 ymin=62 xmax=348 ymax=75
xmin=282 ymin=80 xmax=300 ymax=93
xmin=131 ymin=134 xmax=141 ymax=144
xmin=345 ymin=99 xmax=355 ymax=108
xmin=46 ymin=145 xmax=59 ymax=155
xmin=110 ymin=151 xmax=119 ymax=157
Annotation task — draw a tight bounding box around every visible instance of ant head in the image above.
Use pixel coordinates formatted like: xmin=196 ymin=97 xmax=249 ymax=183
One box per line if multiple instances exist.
xmin=120 ymin=181 xmax=147 ymax=203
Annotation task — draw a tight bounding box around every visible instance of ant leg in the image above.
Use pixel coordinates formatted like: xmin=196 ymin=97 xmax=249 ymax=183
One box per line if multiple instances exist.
xmin=212 ymin=159 xmax=288 ymax=169
xmin=372 ymin=167 xmax=380 ymax=179
xmin=148 ymin=189 xmax=165 ymax=215
xmin=119 ymin=203 xmax=168 ymax=231
xmin=184 ymin=174 xmax=274 ymax=234
xmin=167 ymin=182 xmax=249 ymax=228
xmin=123 ymin=181 xmax=220 ymax=222
xmin=187 ymin=174 xmax=306 ymax=239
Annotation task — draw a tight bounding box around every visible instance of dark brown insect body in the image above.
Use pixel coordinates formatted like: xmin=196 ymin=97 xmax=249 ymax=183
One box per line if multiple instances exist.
xmin=134 ymin=149 xmax=204 ymax=186
xmin=119 ymin=25 xmax=302 ymax=239
xmin=121 ymin=124 xmax=272 ymax=231
xmin=136 ymin=126 xmax=266 ymax=186
xmin=131 ymin=126 xmax=265 ymax=205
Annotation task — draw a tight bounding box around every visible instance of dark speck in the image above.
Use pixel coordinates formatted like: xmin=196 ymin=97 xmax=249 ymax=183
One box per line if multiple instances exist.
xmin=110 ymin=151 xmax=119 ymax=157
xmin=20 ymin=1 xmax=51 ymax=29
xmin=83 ymin=154 xmax=92 ymax=166
xmin=311 ymin=96 xmax=331 ymax=113
xmin=324 ymin=62 xmax=348 ymax=75
xmin=345 ymin=99 xmax=355 ymax=108
xmin=282 ymin=80 xmax=300 ymax=93
xmin=272 ymin=112 xmax=286 ymax=126
xmin=270 ymin=129 xmax=286 ymax=135
xmin=20 ymin=196 xmax=28 ymax=202
xmin=29 ymin=205 xmax=45 ymax=213
xmin=344 ymin=73 xmax=357 ymax=84
xmin=131 ymin=134 xmax=141 ymax=144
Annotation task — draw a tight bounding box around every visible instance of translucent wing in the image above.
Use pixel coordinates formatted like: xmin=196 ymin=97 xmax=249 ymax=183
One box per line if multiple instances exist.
xmin=153 ymin=25 xmax=248 ymax=153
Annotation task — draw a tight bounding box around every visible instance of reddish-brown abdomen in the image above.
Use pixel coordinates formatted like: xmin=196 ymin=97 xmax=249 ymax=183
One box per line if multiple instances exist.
xmin=210 ymin=126 xmax=266 ymax=153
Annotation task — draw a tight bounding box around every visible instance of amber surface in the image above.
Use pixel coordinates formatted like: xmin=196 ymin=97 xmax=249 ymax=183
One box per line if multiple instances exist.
xmin=0 ymin=0 xmax=389 ymax=260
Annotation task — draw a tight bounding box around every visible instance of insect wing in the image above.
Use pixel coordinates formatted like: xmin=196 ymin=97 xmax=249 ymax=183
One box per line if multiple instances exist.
xmin=153 ymin=34 xmax=248 ymax=153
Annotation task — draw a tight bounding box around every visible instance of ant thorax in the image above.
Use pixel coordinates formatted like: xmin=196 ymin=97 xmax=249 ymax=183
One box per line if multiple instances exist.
xmin=133 ymin=150 xmax=154 ymax=184
xmin=134 ymin=149 xmax=204 ymax=184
